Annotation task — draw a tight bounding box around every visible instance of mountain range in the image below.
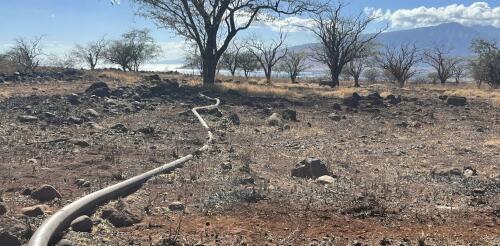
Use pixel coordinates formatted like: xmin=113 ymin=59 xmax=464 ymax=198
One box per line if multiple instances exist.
xmin=292 ymin=22 xmax=500 ymax=57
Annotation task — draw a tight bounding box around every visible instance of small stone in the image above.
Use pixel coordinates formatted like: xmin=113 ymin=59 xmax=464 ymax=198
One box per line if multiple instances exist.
xmin=316 ymin=175 xmax=335 ymax=184
xmin=71 ymin=215 xmax=93 ymax=232
xmin=239 ymin=177 xmax=255 ymax=185
xmin=68 ymin=116 xmax=84 ymax=124
xmin=168 ymin=201 xmax=185 ymax=211
xmin=43 ymin=112 xmax=57 ymax=118
xmin=57 ymin=239 xmax=74 ymax=246
xmin=104 ymin=209 xmax=141 ymax=227
xmin=463 ymin=167 xmax=477 ymax=177
xmin=137 ymin=126 xmax=154 ymax=135
xmin=27 ymin=159 xmax=38 ymax=165
xmin=75 ymin=179 xmax=90 ymax=188
xmin=84 ymin=109 xmax=100 ymax=117
xmin=17 ymin=115 xmax=38 ymax=123
xmin=0 ymin=202 xmax=7 ymax=215
xmin=221 ymin=162 xmax=232 ymax=170
xmin=266 ymin=113 xmax=282 ymax=127
xmin=111 ymin=123 xmax=128 ymax=133
xmin=281 ymin=109 xmax=297 ymax=121
xmin=31 ymin=184 xmax=62 ymax=201
xmin=21 ymin=205 xmax=48 ymax=217
xmin=69 ymin=139 xmax=90 ymax=148
xmin=332 ymin=103 xmax=342 ymax=111
xmin=0 ymin=231 xmax=21 ymax=246
xmin=67 ymin=94 xmax=81 ymax=105
xmin=328 ymin=113 xmax=341 ymax=121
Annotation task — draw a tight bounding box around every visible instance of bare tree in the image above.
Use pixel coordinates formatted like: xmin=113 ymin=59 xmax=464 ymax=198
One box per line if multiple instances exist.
xmin=73 ymin=37 xmax=108 ymax=70
xmin=346 ymin=59 xmax=364 ymax=87
xmin=423 ymin=45 xmax=459 ymax=84
xmin=220 ymin=42 xmax=242 ymax=77
xmin=48 ymin=52 xmax=77 ymax=69
xmin=248 ymin=32 xmax=288 ymax=83
xmin=364 ymin=67 xmax=378 ymax=84
xmin=378 ymin=44 xmax=420 ymax=88
xmin=452 ymin=60 xmax=467 ymax=84
xmin=8 ymin=36 xmax=44 ymax=73
xmin=309 ymin=4 xmax=382 ymax=87
xmin=470 ymin=39 xmax=499 ymax=89
xmin=133 ymin=0 xmax=316 ymax=85
xmin=279 ymin=50 xmax=309 ymax=83
xmin=238 ymin=51 xmax=259 ymax=78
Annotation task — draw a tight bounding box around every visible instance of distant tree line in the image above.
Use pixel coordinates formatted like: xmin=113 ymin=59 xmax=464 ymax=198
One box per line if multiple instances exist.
xmin=2 ymin=0 xmax=499 ymax=89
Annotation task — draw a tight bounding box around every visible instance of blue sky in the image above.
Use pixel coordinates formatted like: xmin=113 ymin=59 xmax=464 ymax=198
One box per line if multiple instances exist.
xmin=0 ymin=0 xmax=498 ymax=63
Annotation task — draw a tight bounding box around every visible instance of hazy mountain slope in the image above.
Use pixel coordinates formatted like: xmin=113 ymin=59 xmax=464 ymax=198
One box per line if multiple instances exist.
xmin=292 ymin=23 xmax=500 ymax=57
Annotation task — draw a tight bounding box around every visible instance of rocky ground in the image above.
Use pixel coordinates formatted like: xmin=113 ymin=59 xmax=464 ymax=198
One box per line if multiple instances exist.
xmin=0 ymin=71 xmax=499 ymax=245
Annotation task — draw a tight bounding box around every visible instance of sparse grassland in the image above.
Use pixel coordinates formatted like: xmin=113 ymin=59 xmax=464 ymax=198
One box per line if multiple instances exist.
xmin=0 ymin=73 xmax=498 ymax=245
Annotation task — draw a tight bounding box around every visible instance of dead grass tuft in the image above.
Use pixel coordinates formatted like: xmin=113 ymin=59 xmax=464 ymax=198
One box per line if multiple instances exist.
xmin=98 ymin=70 xmax=141 ymax=85
xmin=484 ymin=138 xmax=500 ymax=148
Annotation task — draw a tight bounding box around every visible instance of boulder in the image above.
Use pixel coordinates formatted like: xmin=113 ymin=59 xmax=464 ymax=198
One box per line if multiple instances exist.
xmin=281 ymin=109 xmax=297 ymax=121
xmin=0 ymin=202 xmax=7 ymax=215
xmin=137 ymin=126 xmax=155 ymax=135
xmin=71 ymin=215 xmax=93 ymax=232
xmin=17 ymin=115 xmax=39 ymax=123
xmin=168 ymin=201 xmax=185 ymax=211
xmin=0 ymin=231 xmax=21 ymax=246
xmin=446 ymin=96 xmax=467 ymax=106
xmin=31 ymin=184 xmax=61 ymax=201
xmin=146 ymin=74 xmax=161 ymax=81
xmin=291 ymin=157 xmax=329 ymax=179
xmin=21 ymin=205 xmax=48 ymax=217
xmin=266 ymin=113 xmax=282 ymax=127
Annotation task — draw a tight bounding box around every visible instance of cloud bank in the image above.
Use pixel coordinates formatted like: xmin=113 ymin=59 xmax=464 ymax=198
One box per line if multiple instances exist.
xmin=365 ymin=2 xmax=500 ymax=29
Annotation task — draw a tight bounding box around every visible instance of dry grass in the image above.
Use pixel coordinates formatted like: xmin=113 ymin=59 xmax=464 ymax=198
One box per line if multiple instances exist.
xmin=484 ymin=138 xmax=500 ymax=148
xmin=444 ymin=87 xmax=500 ymax=106
xmin=216 ymin=82 xmax=303 ymax=98
xmin=97 ymin=70 xmax=141 ymax=85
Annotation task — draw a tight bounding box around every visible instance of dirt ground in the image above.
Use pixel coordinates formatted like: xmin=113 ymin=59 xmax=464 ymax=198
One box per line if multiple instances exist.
xmin=0 ymin=71 xmax=499 ymax=245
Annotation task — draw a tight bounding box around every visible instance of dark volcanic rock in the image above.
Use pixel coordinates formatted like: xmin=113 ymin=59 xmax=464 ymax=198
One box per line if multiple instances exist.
xmin=447 ymin=96 xmax=467 ymax=106
xmin=343 ymin=93 xmax=362 ymax=108
xmin=281 ymin=109 xmax=298 ymax=121
xmin=291 ymin=157 xmax=329 ymax=179
xmin=101 ymin=208 xmax=141 ymax=227
xmin=0 ymin=231 xmax=21 ymax=246
xmin=71 ymin=215 xmax=93 ymax=232
xmin=85 ymin=82 xmax=109 ymax=94
xmin=0 ymin=202 xmax=7 ymax=215
xmin=31 ymin=184 xmax=61 ymax=201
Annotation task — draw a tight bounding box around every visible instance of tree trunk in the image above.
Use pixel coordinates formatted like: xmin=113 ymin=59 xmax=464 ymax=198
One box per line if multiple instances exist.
xmin=354 ymin=77 xmax=360 ymax=87
xmin=202 ymin=51 xmax=218 ymax=85
xmin=291 ymin=75 xmax=297 ymax=83
xmin=329 ymin=68 xmax=340 ymax=87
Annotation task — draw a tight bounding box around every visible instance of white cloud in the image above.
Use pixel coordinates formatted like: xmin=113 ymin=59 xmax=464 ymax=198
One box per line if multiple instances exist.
xmin=365 ymin=2 xmax=500 ymax=29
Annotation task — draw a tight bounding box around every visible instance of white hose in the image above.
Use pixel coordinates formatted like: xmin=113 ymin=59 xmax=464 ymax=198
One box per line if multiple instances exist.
xmin=28 ymin=93 xmax=220 ymax=246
